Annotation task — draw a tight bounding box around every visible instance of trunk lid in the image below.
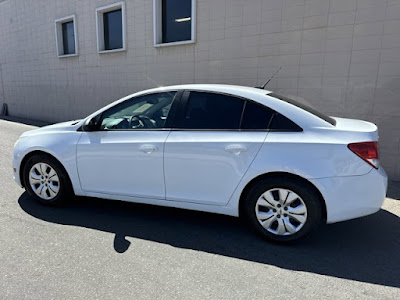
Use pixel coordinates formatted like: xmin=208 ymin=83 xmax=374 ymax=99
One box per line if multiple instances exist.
xmin=330 ymin=117 xmax=378 ymax=142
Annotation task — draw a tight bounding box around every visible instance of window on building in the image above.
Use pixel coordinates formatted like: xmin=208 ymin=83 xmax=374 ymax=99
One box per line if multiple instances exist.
xmin=55 ymin=15 xmax=77 ymax=57
xmin=96 ymin=2 xmax=126 ymax=53
xmin=104 ymin=9 xmax=123 ymax=50
xmin=153 ymin=0 xmax=196 ymax=47
xmin=62 ymin=22 xmax=75 ymax=54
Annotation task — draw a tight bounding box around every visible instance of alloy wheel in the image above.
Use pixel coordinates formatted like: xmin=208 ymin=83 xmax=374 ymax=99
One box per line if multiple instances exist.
xmin=255 ymin=188 xmax=308 ymax=236
xmin=28 ymin=163 xmax=60 ymax=200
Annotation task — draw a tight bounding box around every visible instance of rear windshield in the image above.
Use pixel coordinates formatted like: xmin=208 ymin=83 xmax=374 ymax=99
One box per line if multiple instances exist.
xmin=268 ymin=93 xmax=336 ymax=126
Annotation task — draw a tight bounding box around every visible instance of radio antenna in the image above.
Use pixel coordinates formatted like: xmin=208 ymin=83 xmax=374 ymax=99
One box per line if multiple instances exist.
xmin=256 ymin=66 xmax=282 ymax=90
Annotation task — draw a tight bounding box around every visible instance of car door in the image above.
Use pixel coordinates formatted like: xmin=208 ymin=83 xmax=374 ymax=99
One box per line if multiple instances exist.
xmin=164 ymin=91 xmax=275 ymax=205
xmin=76 ymin=91 xmax=180 ymax=199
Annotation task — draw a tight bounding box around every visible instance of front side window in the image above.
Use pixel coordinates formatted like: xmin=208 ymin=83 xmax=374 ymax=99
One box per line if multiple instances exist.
xmin=154 ymin=0 xmax=196 ymax=46
xmin=100 ymin=92 xmax=176 ymax=130
xmin=55 ymin=15 xmax=78 ymax=57
xmin=176 ymin=92 xmax=244 ymax=130
xmin=96 ymin=2 xmax=125 ymax=52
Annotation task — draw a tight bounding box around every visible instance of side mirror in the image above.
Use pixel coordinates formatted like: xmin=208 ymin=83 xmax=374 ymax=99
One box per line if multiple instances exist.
xmin=81 ymin=115 xmax=100 ymax=132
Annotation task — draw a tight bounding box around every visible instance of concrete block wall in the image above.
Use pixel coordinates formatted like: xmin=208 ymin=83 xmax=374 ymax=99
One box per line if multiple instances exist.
xmin=0 ymin=0 xmax=399 ymax=179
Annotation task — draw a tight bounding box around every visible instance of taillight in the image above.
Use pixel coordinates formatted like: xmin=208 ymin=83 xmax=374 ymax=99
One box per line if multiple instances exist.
xmin=348 ymin=142 xmax=379 ymax=169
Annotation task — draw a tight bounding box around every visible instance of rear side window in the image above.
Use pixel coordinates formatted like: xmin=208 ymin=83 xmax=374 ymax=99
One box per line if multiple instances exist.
xmin=268 ymin=93 xmax=336 ymax=126
xmin=177 ymin=92 xmax=244 ymax=129
xmin=241 ymin=101 xmax=275 ymax=130
xmin=269 ymin=113 xmax=302 ymax=132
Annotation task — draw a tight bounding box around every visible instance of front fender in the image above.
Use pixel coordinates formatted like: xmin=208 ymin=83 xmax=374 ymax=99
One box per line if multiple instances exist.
xmin=14 ymin=131 xmax=84 ymax=195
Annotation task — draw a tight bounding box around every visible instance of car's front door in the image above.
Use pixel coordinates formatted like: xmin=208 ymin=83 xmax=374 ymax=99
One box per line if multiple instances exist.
xmin=164 ymin=91 xmax=274 ymax=205
xmin=77 ymin=91 xmax=179 ymax=199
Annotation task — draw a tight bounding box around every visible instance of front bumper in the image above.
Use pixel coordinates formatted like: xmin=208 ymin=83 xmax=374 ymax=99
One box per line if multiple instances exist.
xmin=310 ymin=166 xmax=388 ymax=224
xmin=12 ymin=139 xmax=23 ymax=187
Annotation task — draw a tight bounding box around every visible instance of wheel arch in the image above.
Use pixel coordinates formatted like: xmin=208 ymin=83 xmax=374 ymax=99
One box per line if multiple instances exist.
xmin=238 ymin=172 xmax=327 ymax=222
xmin=19 ymin=150 xmax=72 ymax=189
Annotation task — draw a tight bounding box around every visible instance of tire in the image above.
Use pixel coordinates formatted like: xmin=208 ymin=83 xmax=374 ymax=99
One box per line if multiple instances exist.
xmin=242 ymin=177 xmax=322 ymax=243
xmin=23 ymin=153 xmax=73 ymax=205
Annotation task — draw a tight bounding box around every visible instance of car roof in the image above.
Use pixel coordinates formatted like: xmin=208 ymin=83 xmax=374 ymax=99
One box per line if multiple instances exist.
xmin=133 ymin=84 xmax=272 ymax=99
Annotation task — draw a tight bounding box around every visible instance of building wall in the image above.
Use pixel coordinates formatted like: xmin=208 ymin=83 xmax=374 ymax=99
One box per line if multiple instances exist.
xmin=0 ymin=0 xmax=399 ymax=179
xmin=0 ymin=63 xmax=5 ymax=108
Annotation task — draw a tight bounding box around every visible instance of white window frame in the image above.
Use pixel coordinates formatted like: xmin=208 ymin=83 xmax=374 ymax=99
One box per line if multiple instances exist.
xmin=96 ymin=1 xmax=126 ymax=53
xmin=153 ymin=0 xmax=196 ymax=47
xmin=54 ymin=15 xmax=78 ymax=58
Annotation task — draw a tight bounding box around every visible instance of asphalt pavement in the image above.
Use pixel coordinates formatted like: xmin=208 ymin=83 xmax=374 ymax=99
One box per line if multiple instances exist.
xmin=0 ymin=118 xmax=399 ymax=299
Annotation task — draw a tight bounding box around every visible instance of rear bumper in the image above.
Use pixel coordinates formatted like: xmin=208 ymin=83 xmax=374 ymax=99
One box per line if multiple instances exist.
xmin=310 ymin=166 xmax=388 ymax=224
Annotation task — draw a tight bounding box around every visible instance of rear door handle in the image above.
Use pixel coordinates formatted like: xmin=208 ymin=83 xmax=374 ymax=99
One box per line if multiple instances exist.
xmin=225 ymin=144 xmax=247 ymax=155
xmin=139 ymin=144 xmax=158 ymax=154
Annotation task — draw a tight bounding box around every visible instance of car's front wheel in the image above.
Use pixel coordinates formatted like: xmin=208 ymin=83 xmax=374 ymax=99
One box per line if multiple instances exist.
xmin=23 ymin=154 xmax=73 ymax=205
xmin=242 ymin=177 xmax=322 ymax=243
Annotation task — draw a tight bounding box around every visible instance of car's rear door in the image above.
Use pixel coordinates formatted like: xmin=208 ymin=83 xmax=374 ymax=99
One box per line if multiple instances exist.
xmin=163 ymin=90 xmax=274 ymax=205
xmin=76 ymin=91 xmax=180 ymax=199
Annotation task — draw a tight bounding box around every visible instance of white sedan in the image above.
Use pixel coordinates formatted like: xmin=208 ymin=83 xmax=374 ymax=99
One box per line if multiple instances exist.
xmin=12 ymin=84 xmax=388 ymax=242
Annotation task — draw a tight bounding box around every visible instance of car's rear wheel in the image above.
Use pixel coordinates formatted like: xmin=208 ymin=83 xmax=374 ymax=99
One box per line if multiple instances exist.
xmin=23 ymin=154 xmax=73 ymax=205
xmin=242 ymin=177 xmax=322 ymax=243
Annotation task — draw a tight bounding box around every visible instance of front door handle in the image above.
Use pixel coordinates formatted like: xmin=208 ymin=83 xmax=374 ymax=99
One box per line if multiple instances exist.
xmin=139 ymin=144 xmax=158 ymax=154
xmin=225 ymin=144 xmax=247 ymax=155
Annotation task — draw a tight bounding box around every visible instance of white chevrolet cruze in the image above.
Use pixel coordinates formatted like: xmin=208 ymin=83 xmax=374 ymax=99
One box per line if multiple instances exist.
xmin=13 ymin=84 xmax=388 ymax=242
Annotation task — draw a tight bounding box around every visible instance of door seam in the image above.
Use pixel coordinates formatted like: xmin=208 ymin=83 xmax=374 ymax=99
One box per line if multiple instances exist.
xmin=163 ymin=130 xmax=173 ymax=199
xmin=75 ymin=132 xmax=85 ymax=194
xmin=225 ymin=131 xmax=271 ymax=205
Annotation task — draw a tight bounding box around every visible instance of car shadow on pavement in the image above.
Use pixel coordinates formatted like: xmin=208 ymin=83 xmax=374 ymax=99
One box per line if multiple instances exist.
xmin=18 ymin=192 xmax=400 ymax=288
xmin=387 ymin=180 xmax=400 ymax=200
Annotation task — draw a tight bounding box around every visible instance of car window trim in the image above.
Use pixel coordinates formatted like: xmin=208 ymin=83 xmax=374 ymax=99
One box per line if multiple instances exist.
xmin=171 ymin=90 xmax=191 ymax=129
xmin=238 ymin=100 xmax=247 ymax=129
